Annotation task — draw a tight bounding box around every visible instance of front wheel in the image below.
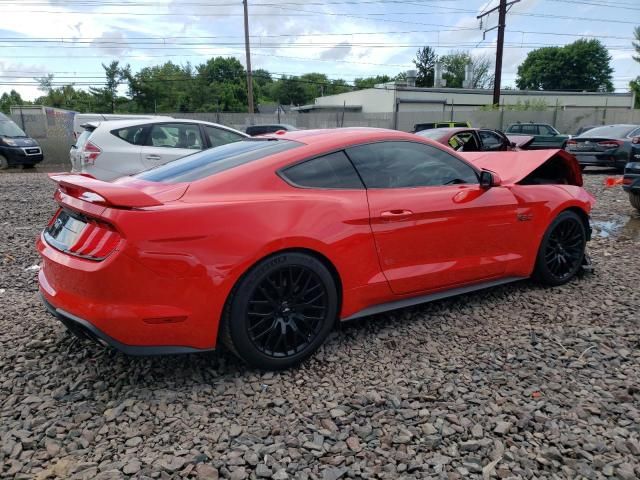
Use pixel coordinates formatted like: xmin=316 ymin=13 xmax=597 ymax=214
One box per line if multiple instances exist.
xmin=630 ymin=192 xmax=640 ymax=212
xmin=0 ymin=155 xmax=8 ymax=170
xmin=220 ymin=252 xmax=338 ymax=370
xmin=533 ymin=211 xmax=586 ymax=286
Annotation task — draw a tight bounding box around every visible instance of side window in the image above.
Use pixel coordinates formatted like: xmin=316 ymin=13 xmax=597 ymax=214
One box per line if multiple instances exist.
xmin=281 ymin=151 xmax=363 ymax=189
xmin=148 ymin=123 xmax=203 ymax=149
xmin=204 ymin=126 xmax=244 ymax=148
xmin=627 ymin=128 xmax=640 ymax=138
xmin=479 ymin=130 xmax=504 ymax=150
xmin=112 ymin=125 xmax=147 ymax=145
xmin=509 ymin=124 xmax=521 ymax=133
xmin=539 ymin=125 xmax=555 ymax=135
xmin=521 ymin=124 xmax=538 ymax=135
xmin=346 ymin=141 xmax=478 ymax=189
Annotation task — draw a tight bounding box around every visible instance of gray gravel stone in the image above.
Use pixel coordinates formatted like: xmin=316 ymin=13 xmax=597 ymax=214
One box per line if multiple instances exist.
xmin=1 ymin=170 xmax=639 ymax=479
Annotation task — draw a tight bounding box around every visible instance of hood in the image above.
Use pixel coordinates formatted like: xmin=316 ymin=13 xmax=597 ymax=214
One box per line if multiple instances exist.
xmin=459 ymin=149 xmax=582 ymax=185
xmin=1 ymin=136 xmax=38 ymax=147
xmin=505 ymin=134 xmax=535 ymax=149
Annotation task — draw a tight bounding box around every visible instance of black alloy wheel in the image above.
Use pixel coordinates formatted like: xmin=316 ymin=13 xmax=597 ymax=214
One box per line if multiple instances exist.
xmin=247 ymin=265 xmax=328 ymax=358
xmin=221 ymin=252 xmax=338 ymax=369
xmin=534 ymin=210 xmax=586 ymax=286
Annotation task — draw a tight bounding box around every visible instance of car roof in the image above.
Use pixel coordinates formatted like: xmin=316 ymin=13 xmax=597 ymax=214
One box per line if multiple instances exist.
xmin=85 ymin=118 xmax=248 ymax=135
xmin=263 ymin=127 xmax=428 ymax=146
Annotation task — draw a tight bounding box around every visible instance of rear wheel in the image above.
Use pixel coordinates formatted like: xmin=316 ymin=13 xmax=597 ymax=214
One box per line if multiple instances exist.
xmin=0 ymin=155 xmax=8 ymax=170
xmin=533 ymin=211 xmax=586 ymax=286
xmin=630 ymin=192 xmax=640 ymax=212
xmin=220 ymin=252 xmax=338 ymax=369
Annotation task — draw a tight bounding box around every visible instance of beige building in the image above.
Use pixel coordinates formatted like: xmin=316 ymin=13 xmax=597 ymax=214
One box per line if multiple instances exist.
xmin=298 ymin=85 xmax=635 ymax=114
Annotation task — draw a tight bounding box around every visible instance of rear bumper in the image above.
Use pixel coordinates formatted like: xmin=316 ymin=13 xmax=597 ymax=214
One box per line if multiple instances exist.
xmin=37 ymin=232 xmax=220 ymax=353
xmin=40 ymin=293 xmax=212 ymax=355
xmin=0 ymin=145 xmax=44 ymax=165
xmin=623 ymin=162 xmax=640 ymax=193
xmin=570 ymin=152 xmax=626 ymax=168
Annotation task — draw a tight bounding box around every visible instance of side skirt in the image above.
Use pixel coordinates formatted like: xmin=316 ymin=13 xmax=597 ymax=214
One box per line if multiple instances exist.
xmin=342 ymin=276 xmax=526 ymax=321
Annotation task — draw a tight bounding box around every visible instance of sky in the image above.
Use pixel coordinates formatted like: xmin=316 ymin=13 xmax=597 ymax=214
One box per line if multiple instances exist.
xmin=0 ymin=0 xmax=637 ymax=101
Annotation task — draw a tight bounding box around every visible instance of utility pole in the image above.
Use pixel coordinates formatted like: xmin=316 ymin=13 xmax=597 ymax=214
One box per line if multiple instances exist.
xmin=243 ymin=0 xmax=255 ymax=114
xmin=477 ymin=0 xmax=520 ymax=106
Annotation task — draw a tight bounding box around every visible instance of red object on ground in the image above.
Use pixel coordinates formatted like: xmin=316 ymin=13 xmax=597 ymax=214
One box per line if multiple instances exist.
xmin=604 ymin=177 xmax=624 ymax=187
xmin=37 ymin=128 xmax=595 ymax=356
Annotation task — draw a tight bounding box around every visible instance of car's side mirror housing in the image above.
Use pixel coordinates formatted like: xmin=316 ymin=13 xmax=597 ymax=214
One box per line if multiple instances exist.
xmin=479 ymin=170 xmax=501 ymax=189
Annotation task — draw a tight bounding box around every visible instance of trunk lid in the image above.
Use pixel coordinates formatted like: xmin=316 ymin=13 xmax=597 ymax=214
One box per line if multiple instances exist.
xmin=567 ymin=136 xmax=623 ymax=153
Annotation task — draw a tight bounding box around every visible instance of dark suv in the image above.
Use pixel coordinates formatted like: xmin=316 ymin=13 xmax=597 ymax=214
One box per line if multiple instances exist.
xmin=0 ymin=113 xmax=44 ymax=169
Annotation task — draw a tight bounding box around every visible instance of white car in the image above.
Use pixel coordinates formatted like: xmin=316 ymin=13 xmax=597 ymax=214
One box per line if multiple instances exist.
xmin=70 ymin=118 xmax=248 ymax=181
xmin=72 ymin=113 xmax=172 ymax=140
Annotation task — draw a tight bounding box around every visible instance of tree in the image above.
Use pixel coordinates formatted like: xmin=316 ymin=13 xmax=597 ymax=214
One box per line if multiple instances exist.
xmin=0 ymin=90 xmax=27 ymax=113
xmin=413 ymin=46 xmax=437 ymax=87
xmin=631 ymin=26 xmax=640 ymax=108
xmin=89 ymin=61 xmax=131 ymax=113
xmin=439 ymin=51 xmax=493 ymax=89
xmin=354 ymin=75 xmax=392 ymax=89
xmin=516 ymin=39 xmax=613 ymax=92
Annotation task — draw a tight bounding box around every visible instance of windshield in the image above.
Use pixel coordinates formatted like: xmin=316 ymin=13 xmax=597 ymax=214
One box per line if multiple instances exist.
xmin=135 ymin=138 xmax=301 ymax=183
xmin=579 ymin=125 xmax=635 ymax=138
xmin=0 ymin=120 xmax=27 ymax=137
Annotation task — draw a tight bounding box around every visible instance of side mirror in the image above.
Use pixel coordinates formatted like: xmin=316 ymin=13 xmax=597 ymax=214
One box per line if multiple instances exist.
xmin=479 ymin=170 xmax=501 ymax=189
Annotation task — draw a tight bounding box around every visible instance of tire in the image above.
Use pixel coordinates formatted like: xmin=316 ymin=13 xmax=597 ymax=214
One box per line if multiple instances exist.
xmin=533 ymin=210 xmax=587 ymax=286
xmin=0 ymin=155 xmax=8 ymax=170
xmin=220 ymin=252 xmax=338 ymax=370
xmin=630 ymin=192 xmax=640 ymax=212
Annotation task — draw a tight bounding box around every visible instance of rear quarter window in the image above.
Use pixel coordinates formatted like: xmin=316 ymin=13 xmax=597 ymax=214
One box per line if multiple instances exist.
xmin=111 ymin=125 xmax=148 ymax=145
xmin=280 ymin=151 xmax=364 ymax=189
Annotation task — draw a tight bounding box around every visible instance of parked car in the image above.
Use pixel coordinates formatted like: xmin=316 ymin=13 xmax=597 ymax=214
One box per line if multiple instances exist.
xmin=40 ymin=128 xmax=593 ymax=369
xmin=413 ymin=121 xmax=471 ymax=132
xmin=623 ymin=161 xmax=640 ymax=211
xmin=416 ymin=127 xmax=534 ymax=152
xmin=70 ymin=118 xmax=248 ymax=180
xmin=505 ymin=122 xmax=570 ymax=149
xmin=565 ymin=124 xmax=640 ymax=172
xmin=0 ymin=113 xmax=44 ymax=169
xmin=574 ymin=124 xmax=599 ymax=137
xmin=72 ymin=113 xmax=172 ymax=140
xmin=246 ymin=124 xmax=298 ymax=136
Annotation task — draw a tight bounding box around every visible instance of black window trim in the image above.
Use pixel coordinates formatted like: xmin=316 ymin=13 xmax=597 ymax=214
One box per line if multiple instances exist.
xmin=110 ymin=124 xmax=151 ymax=146
xmin=278 ymin=139 xmax=480 ymax=191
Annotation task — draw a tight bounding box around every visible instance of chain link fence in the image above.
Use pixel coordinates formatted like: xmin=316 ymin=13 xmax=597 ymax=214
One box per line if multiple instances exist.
xmin=9 ymin=106 xmax=640 ymax=165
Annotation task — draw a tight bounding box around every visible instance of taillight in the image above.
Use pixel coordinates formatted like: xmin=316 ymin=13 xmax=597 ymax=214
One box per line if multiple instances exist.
xmin=68 ymin=221 xmax=121 ymax=260
xmin=566 ymin=139 xmax=577 ymax=147
xmin=623 ymin=177 xmax=632 ymax=185
xmin=81 ymin=141 xmax=101 ymax=166
xmin=597 ymin=140 xmax=622 ymax=149
xmin=632 ymin=136 xmax=640 ymax=144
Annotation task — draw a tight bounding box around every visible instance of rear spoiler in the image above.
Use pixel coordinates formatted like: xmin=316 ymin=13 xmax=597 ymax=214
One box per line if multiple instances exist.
xmin=49 ymin=173 xmax=162 ymax=208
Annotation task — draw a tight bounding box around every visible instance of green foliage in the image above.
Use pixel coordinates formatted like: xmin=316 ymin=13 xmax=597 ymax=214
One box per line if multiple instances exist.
xmin=413 ymin=46 xmax=437 ymax=87
xmin=353 ymin=75 xmax=392 ymax=89
xmin=0 ymin=90 xmax=29 ymax=114
xmin=439 ymin=51 xmax=493 ymax=89
xmin=516 ymin=39 xmax=614 ymax=92
xmin=632 ymin=26 xmax=640 ymax=109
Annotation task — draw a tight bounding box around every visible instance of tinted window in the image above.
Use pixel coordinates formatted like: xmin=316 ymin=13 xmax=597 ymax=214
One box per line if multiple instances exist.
xmin=520 ymin=124 xmax=538 ymax=135
xmin=246 ymin=125 xmax=278 ymax=136
xmin=539 ymin=125 xmax=556 ymax=135
xmin=282 ymin=151 xmax=363 ymax=189
xmin=204 ymin=125 xmax=244 ymax=148
xmin=346 ymin=141 xmax=478 ymax=188
xmin=148 ymin=123 xmax=202 ymax=149
xmin=508 ymin=124 xmax=521 ymax=133
xmin=580 ymin=125 xmax=636 ymax=138
xmin=112 ymin=125 xmax=147 ymax=145
xmin=136 ymin=139 xmax=300 ymax=183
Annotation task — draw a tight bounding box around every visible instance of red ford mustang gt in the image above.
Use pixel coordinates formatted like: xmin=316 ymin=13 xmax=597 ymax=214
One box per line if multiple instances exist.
xmin=38 ymin=128 xmax=594 ymax=369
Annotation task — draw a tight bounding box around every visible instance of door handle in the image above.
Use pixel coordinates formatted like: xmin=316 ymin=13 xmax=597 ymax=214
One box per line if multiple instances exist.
xmin=146 ymin=154 xmax=161 ymax=160
xmin=380 ymin=209 xmax=414 ymax=220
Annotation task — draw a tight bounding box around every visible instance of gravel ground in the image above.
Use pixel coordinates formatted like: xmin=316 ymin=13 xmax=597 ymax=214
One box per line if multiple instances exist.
xmin=1 ymin=169 xmax=639 ymax=480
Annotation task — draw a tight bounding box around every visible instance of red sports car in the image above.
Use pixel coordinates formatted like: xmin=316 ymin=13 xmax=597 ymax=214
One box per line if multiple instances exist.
xmin=38 ymin=128 xmax=593 ymax=369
